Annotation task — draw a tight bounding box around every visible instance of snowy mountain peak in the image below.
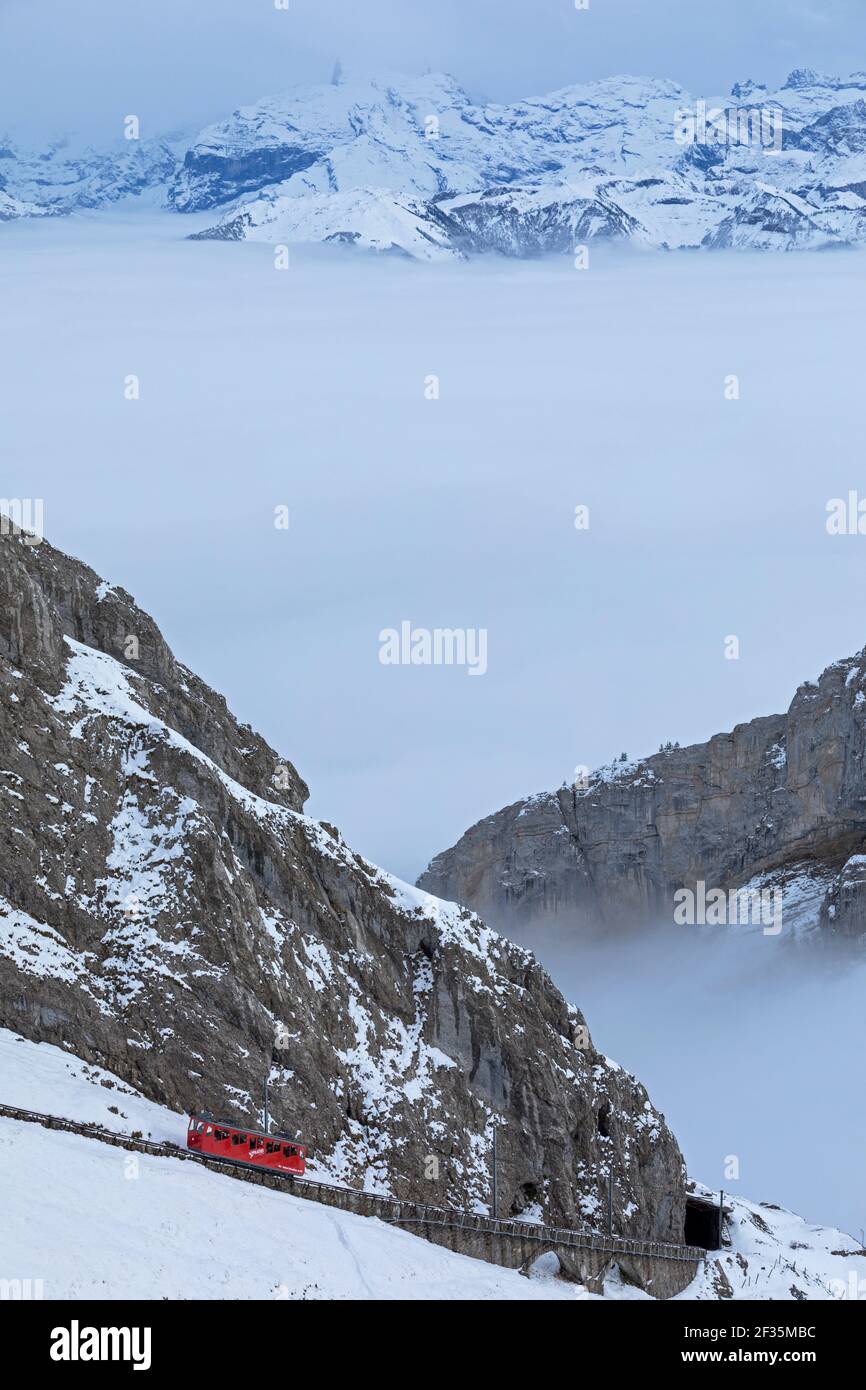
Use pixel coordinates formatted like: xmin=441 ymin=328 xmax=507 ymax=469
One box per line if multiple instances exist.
xmin=784 ymin=67 xmax=829 ymax=90
xmin=730 ymin=79 xmax=768 ymax=101
xmin=5 ymin=66 xmax=866 ymax=256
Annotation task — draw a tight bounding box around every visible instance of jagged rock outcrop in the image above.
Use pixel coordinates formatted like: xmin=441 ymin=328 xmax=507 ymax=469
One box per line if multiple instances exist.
xmin=419 ymin=652 xmax=866 ymax=940
xmin=0 ymin=530 xmax=687 ymax=1242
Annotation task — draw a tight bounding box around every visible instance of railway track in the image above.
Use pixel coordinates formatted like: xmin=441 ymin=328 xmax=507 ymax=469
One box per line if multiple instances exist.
xmin=0 ymin=1100 xmax=705 ymax=1269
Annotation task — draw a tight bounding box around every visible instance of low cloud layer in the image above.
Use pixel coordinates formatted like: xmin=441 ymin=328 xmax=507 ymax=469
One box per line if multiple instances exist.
xmin=4 ymin=0 xmax=866 ymax=142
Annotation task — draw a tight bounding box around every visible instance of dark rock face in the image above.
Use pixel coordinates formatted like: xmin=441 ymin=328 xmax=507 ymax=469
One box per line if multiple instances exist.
xmin=419 ymin=653 xmax=866 ymax=941
xmin=0 ymin=531 xmax=687 ymax=1240
xmin=437 ymin=185 xmax=643 ymax=257
xmin=793 ymin=99 xmax=866 ymax=155
xmin=168 ymin=147 xmax=323 ymax=213
xmin=703 ymin=192 xmax=832 ymax=250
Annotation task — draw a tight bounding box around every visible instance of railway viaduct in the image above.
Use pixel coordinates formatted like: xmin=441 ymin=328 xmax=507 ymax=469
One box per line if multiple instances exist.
xmin=0 ymin=1103 xmax=705 ymax=1298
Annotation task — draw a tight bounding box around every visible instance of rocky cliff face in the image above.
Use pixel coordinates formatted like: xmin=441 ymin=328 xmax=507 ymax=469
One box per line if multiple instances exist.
xmin=0 ymin=530 xmax=686 ymax=1241
xmin=419 ymin=651 xmax=866 ymax=941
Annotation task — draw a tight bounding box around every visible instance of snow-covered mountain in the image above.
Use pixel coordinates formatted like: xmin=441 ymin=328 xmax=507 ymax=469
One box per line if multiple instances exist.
xmin=0 ymin=528 xmax=692 ymax=1259
xmin=419 ymin=643 xmax=866 ymax=940
xmin=0 ymin=1031 xmax=579 ymax=1301
xmin=6 ymin=68 xmax=866 ymax=255
xmin=169 ymin=72 xmax=689 ymax=211
xmin=2 ymin=1030 xmax=862 ymax=1300
xmin=0 ymin=135 xmax=177 ymax=221
xmin=178 ymin=68 xmax=866 ymax=256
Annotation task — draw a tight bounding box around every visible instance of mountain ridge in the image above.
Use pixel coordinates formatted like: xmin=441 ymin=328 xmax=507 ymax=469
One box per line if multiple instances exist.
xmin=6 ymin=67 xmax=866 ymax=255
xmin=0 ymin=527 xmax=688 ymax=1247
xmin=418 ymin=643 xmax=866 ymax=940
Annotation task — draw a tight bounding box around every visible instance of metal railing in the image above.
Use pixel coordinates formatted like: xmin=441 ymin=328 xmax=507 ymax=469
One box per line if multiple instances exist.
xmin=0 ymin=1100 xmax=704 ymax=1266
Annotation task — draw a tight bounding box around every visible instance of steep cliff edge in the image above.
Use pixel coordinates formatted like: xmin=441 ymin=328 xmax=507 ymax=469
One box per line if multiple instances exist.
xmin=419 ymin=650 xmax=866 ymax=939
xmin=0 ymin=530 xmax=686 ymax=1242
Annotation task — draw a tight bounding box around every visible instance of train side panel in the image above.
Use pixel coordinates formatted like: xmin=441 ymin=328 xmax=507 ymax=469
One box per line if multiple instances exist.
xmin=187 ymin=1116 xmax=306 ymax=1175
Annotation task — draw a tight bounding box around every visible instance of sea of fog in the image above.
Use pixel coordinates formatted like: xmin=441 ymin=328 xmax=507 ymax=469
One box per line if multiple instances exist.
xmin=2 ymin=206 xmax=864 ymax=1238
xmin=3 ymin=208 xmax=866 ymax=883
xmin=513 ymin=918 xmax=866 ymax=1241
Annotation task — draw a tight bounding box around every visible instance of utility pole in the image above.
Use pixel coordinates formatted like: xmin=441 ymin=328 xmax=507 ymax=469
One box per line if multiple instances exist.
xmin=491 ymin=1124 xmax=498 ymax=1219
xmin=263 ymin=1075 xmax=269 ymax=1135
xmin=607 ymin=1166 xmax=613 ymax=1236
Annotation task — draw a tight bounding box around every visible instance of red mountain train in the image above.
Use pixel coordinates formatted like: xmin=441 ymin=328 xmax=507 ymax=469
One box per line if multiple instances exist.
xmin=187 ymin=1113 xmax=307 ymax=1176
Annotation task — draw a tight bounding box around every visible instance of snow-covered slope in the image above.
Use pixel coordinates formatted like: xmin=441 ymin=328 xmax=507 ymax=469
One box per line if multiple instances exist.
xmin=682 ymin=1183 xmax=866 ymax=1302
xmin=7 ymin=68 xmax=866 ymax=256
xmin=0 ymin=1030 xmax=583 ymax=1300
xmin=0 ymin=136 xmax=177 ymax=217
xmin=189 ymin=186 xmax=457 ymax=261
xmin=0 ymin=1029 xmax=184 ymax=1141
xmin=0 ymin=1122 xmax=575 ymax=1301
xmin=168 ymin=72 xmax=690 ymax=212
xmin=1 ymin=1031 xmax=862 ymax=1300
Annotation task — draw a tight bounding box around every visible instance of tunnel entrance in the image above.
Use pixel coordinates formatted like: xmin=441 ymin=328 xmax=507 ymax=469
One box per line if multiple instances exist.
xmin=684 ymin=1195 xmax=723 ymax=1250
xmin=510 ymin=1181 xmax=541 ymax=1218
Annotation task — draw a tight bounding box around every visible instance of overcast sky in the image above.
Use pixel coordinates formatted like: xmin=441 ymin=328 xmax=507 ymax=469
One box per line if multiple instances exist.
xmin=3 ymin=0 xmax=866 ymax=144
